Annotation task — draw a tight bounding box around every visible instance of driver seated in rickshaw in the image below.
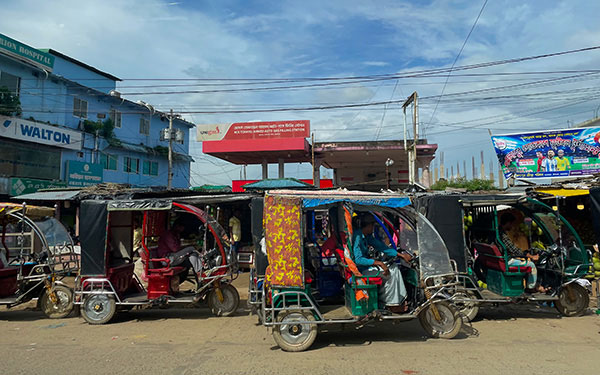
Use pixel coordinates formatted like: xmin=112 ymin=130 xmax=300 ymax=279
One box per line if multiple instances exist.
xmin=353 ymin=214 xmax=413 ymax=313
xmin=157 ymin=218 xmax=203 ymax=281
xmin=499 ymin=213 xmax=548 ymax=293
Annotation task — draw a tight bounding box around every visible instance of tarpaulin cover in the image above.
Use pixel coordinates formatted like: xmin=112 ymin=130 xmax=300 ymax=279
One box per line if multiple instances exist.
xmin=302 ymin=196 xmax=411 ymax=208
xmin=414 ymin=195 xmax=467 ymax=272
xmin=589 ymin=187 xmax=600 ymax=245
xmin=107 ymin=200 xmax=172 ymax=211
xmin=250 ymin=197 xmax=268 ymax=276
xmin=264 ymin=194 xmax=303 ymax=287
xmin=80 ymin=200 xmax=109 ymax=276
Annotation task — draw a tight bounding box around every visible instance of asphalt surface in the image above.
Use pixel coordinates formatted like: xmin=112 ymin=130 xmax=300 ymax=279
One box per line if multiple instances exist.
xmin=1 ymin=273 xmax=599 ymax=375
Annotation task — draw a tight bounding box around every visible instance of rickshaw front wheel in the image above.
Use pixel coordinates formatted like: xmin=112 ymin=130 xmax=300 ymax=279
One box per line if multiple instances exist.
xmin=81 ymin=294 xmax=117 ymax=324
xmin=419 ymin=300 xmax=462 ymax=339
xmin=272 ymin=311 xmax=317 ymax=352
xmin=208 ymin=284 xmax=240 ymax=317
xmin=40 ymin=285 xmax=74 ymax=319
xmin=555 ymin=283 xmax=589 ymax=317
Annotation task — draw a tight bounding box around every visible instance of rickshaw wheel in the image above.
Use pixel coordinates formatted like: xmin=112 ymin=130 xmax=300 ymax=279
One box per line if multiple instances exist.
xmin=452 ymin=291 xmax=479 ymax=322
xmin=272 ymin=311 xmax=317 ymax=352
xmin=555 ymin=283 xmax=589 ymax=317
xmin=419 ymin=300 xmax=462 ymax=339
xmin=81 ymin=294 xmax=117 ymax=325
xmin=40 ymin=285 xmax=74 ymax=319
xmin=208 ymin=284 xmax=240 ymax=317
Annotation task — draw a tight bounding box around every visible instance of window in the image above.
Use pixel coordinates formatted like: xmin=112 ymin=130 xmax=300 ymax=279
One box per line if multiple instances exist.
xmin=0 ymin=71 xmax=20 ymax=95
xmin=139 ymin=117 xmax=150 ymax=135
xmin=143 ymin=160 xmax=159 ymax=176
xmin=101 ymin=153 xmax=118 ymax=171
xmin=109 ymin=109 xmax=122 ymax=128
xmin=123 ymin=157 xmax=139 ymax=174
xmin=73 ymin=97 xmax=88 ymax=118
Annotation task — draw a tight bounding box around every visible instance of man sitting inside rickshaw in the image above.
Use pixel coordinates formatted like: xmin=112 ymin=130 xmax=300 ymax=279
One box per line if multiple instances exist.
xmin=353 ymin=214 xmax=412 ymax=313
xmin=157 ymin=218 xmax=203 ymax=281
xmin=499 ymin=213 xmax=547 ymax=293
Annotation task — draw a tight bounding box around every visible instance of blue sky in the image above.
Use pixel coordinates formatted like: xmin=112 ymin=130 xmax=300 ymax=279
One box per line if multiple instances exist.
xmin=3 ymin=0 xmax=600 ymax=185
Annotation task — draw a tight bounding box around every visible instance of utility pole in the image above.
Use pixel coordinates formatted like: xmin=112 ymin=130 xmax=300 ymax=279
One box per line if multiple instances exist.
xmin=402 ymin=92 xmax=418 ymax=185
xmin=160 ymin=109 xmax=184 ymax=189
xmin=168 ymin=109 xmax=174 ymax=189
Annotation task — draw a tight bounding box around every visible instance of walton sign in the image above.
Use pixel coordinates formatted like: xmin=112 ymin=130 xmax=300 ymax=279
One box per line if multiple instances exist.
xmin=0 ymin=115 xmax=82 ymax=150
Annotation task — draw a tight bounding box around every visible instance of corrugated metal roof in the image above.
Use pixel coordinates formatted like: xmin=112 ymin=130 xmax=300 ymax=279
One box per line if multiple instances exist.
xmin=13 ymin=190 xmax=81 ymax=201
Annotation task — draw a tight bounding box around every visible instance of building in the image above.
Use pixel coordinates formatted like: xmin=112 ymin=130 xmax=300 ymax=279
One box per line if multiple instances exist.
xmin=198 ymin=120 xmax=437 ymax=191
xmin=0 ymin=33 xmax=193 ymax=198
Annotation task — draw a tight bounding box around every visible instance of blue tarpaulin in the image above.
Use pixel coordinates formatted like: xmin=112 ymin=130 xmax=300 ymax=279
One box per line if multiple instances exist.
xmin=302 ymin=196 xmax=411 ymax=208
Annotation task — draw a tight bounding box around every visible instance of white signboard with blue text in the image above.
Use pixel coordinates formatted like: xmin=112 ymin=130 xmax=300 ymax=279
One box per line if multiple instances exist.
xmin=0 ymin=115 xmax=82 ymax=150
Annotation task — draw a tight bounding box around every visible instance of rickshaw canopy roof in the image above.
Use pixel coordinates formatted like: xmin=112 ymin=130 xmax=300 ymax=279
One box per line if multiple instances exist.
xmin=265 ymin=189 xmax=411 ymax=209
xmin=0 ymin=203 xmax=55 ymax=218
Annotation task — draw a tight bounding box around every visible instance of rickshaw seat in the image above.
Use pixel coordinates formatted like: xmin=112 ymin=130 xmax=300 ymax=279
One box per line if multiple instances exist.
xmin=332 ymin=248 xmax=382 ymax=285
xmin=474 ymin=243 xmax=531 ymax=274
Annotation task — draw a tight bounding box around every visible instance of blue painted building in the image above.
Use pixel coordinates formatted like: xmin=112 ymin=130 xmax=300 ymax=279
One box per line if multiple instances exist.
xmin=0 ymin=33 xmax=193 ymax=196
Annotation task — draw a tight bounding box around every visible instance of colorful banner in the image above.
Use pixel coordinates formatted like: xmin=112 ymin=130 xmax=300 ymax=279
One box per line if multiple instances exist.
xmin=492 ymin=127 xmax=600 ymax=179
xmin=197 ymin=120 xmax=310 ymax=141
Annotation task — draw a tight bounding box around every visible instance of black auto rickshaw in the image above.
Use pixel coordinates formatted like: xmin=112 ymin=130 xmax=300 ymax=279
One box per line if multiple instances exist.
xmin=0 ymin=203 xmax=78 ymax=318
xmin=74 ymin=199 xmax=239 ymax=324
xmin=415 ymin=193 xmax=594 ymax=320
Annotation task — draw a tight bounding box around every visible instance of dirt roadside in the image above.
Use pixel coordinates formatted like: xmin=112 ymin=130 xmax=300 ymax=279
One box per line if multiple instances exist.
xmin=1 ymin=274 xmax=599 ymax=375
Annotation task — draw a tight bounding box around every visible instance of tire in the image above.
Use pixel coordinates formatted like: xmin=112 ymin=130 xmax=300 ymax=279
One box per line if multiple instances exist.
xmin=452 ymin=291 xmax=480 ymax=322
xmin=555 ymin=283 xmax=589 ymax=317
xmin=208 ymin=284 xmax=240 ymax=317
xmin=40 ymin=285 xmax=74 ymax=319
xmin=419 ymin=300 xmax=462 ymax=339
xmin=272 ymin=311 xmax=317 ymax=352
xmin=81 ymin=294 xmax=117 ymax=325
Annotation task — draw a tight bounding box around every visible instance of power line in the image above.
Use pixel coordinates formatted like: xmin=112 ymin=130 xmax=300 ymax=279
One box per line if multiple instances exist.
xmin=425 ymin=0 xmax=488 ymax=135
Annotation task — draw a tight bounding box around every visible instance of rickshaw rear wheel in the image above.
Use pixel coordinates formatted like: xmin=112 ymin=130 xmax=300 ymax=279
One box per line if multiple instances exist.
xmin=452 ymin=291 xmax=479 ymax=322
xmin=81 ymin=294 xmax=117 ymax=325
xmin=272 ymin=311 xmax=317 ymax=352
xmin=555 ymin=283 xmax=589 ymax=317
xmin=419 ymin=300 xmax=462 ymax=339
xmin=40 ymin=285 xmax=74 ymax=319
xmin=208 ymin=284 xmax=240 ymax=317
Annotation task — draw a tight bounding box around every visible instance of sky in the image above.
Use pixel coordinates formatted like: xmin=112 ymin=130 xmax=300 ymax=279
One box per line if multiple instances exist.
xmin=3 ymin=0 xmax=600 ymax=186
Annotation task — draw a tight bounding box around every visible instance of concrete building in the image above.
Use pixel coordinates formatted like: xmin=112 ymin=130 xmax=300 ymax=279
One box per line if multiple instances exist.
xmin=0 ymin=33 xmax=193 ymax=197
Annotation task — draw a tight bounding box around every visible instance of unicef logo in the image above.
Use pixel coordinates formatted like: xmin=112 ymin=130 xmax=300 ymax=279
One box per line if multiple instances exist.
xmin=83 ymin=164 xmax=90 ymax=172
xmin=494 ymin=139 xmax=507 ymax=150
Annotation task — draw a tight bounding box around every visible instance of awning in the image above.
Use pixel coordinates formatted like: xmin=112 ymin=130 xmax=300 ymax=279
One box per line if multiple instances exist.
xmin=13 ymin=190 xmax=81 ymax=201
xmin=535 ymin=188 xmax=589 ymax=197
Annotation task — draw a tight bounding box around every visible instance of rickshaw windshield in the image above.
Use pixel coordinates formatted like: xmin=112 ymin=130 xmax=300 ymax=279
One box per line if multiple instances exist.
xmin=416 ymin=212 xmax=454 ymax=279
xmin=34 ymin=217 xmax=73 ymax=252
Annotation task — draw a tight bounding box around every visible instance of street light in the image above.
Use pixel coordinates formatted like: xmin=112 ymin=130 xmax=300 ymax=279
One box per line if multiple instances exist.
xmin=385 ymin=158 xmax=394 ymax=190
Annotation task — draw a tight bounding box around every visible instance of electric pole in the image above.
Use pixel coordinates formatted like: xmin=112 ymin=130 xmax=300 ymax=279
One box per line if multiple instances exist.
xmin=168 ymin=109 xmax=174 ymax=189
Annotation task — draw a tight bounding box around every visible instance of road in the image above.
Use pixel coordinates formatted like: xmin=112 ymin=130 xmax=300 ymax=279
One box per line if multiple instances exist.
xmin=1 ymin=274 xmax=599 ymax=375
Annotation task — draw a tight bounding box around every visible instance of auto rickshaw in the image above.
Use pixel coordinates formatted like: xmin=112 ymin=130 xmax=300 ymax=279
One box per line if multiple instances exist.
xmin=0 ymin=203 xmax=78 ymax=318
xmin=74 ymin=199 xmax=239 ymax=324
xmin=415 ymin=193 xmax=594 ymax=320
xmin=258 ymin=190 xmax=463 ymax=352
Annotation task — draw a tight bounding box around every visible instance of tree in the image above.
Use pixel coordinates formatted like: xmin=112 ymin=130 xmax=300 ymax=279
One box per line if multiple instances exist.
xmin=0 ymin=86 xmax=22 ymax=116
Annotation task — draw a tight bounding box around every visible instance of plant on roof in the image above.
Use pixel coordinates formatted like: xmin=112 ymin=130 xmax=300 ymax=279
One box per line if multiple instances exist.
xmin=83 ymin=118 xmax=116 ymax=139
xmin=154 ymin=145 xmax=169 ymax=157
xmin=430 ymin=177 xmax=496 ymax=192
xmin=0 ymin=86 xmax=22 ymax=116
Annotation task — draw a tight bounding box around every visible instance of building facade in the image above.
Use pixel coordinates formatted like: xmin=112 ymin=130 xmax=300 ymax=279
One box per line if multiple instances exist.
xmin=0 ymin=33 xmax=193 ymax=197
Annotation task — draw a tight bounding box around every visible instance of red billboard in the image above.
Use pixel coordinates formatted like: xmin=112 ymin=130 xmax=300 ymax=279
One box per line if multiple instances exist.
xmin=197 ymin=120 xmax=310 ymax=142
xmin=232 ymin=179 xmax=333 ymax=192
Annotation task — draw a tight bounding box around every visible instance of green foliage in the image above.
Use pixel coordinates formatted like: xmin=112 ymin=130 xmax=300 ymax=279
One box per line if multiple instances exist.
xmin=154 ymin=145 xmax=169 ymax=156
xmin=82 ymin=118 xmax=115 ymax=139
xmin=430 ymin=177 xmax=496 ymax=192
xmin=0 ymin=86 xmax=22 ymax=116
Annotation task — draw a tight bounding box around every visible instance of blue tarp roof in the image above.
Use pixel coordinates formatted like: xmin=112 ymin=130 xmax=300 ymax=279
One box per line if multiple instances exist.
xmin=302 ymin=196 xmax=411 ymax=208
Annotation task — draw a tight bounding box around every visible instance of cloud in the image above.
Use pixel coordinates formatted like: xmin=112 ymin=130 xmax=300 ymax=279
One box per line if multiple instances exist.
xmin=363 ymin=61 xmax=389 ymax=67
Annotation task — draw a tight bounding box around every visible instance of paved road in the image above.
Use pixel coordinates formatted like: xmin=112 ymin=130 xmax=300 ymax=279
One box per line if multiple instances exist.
xmin=1 ymin=274 xmax=599 ymax=375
